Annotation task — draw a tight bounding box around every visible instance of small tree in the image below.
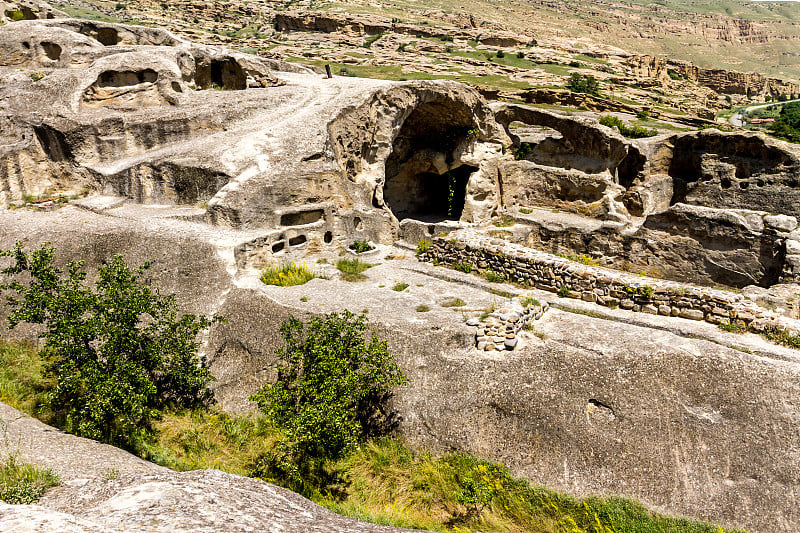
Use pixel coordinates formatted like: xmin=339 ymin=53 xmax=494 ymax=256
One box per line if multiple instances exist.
xmin=249 ymin=311 xmax=407 ymax=494
xmin=0 ymin=243 xmax=218 ymax=448
xmin=566 ymin=72 xmax=600 ymax=96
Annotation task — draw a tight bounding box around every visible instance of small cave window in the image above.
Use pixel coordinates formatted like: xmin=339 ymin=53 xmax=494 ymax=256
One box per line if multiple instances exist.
xmin=384 ymin=164 xmax=476 ymax=222
xmin=40 ymin=42 xmax=62 ymax=61
xmin=96 ymin=69 xmax=158 ymax=87
xmin=195 ymin=58 xmax=246 ymax=90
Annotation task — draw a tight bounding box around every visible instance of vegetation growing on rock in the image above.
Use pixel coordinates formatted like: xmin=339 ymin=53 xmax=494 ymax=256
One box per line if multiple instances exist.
xmin=0 ymin=243 xmax=218 ymax=448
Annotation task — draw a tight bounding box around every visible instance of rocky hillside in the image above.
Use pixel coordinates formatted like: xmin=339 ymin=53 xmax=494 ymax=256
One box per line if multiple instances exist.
xmin=34 ymin=0 xmax=800 ymax=125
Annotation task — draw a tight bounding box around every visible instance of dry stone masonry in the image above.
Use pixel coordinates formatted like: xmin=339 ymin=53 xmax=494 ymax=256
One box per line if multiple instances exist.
xmin=466 ymin=295 xmax=549 ymax=351
xmin=422 ymin=229 xmax=800 ymax=337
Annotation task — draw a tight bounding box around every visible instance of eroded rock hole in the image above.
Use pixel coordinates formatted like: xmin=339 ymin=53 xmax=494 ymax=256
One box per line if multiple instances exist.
xmin=272 ymin=241 xmax=285 ymax=253
xmin=324 ymin=231 xmax=333 ymax=244
xmin=384 ymin=100 xmax=478 ymax=222
xmin=33 ymin=125 xmax=72 ymax=162
xmin=354 ymin=217 xmax=363 ymax=231
xmin=384 ymin=165 xmax=475 ymax=222
xmin=21 ymin=41 xmax=30 ymax=49
xmin=195 ymin=58 xmax=246 ymax=90
xmin=97 ymin=69 xmax=158 ymax=87
xmin=289 ymin=235 xmax=307 ymax=247
xmin=40 ymin=42 xmax=61 ymax=60
xmin=96 ymin=27 xmax=120 ymax=46
xmin=280 ymin=209 xmax=324 ymax=226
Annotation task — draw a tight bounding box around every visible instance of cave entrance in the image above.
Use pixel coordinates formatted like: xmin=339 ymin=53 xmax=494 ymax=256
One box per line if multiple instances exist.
xmin=384 ymin=164 xmax=476 ymax=222
xmin=383 ymin=100 xmax=477 ymax=222
xmin=195 ymin=58 xmax=246 ymax=90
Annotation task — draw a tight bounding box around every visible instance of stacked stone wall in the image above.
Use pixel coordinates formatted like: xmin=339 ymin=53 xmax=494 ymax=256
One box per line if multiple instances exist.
xmin=421 ymin=229 xmax=800 ymax=336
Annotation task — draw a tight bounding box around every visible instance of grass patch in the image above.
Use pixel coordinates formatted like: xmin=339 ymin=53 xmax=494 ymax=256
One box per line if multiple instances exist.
xmin=519 ymin=207 xmax=533 ymax=214
xmin=260 ymin=263 xmax=318 ymax=287
xmin=337 ymin=258 xmax=376 ymax=282
xmin=0 ymin=454 xmax=60 ymax=504
xmin=416 ymin=238 xmax=432 ymax=256
xmin=760 ymin=325 xmax=800 ymax=348
xmin=415 ymin=304 xmax=431 ymax=312
xmin=485 ymin=270 xmax=506 ymax=283
xmin=0 ymin=340 xmax=52 ymax=416
xmin=452 ymin=262 xmax=473 ymax=273
xmin=493 ymin=216 xmax=515 ymax=227
xmin=392 ymin=282 xmax=409 ymax=292
xmin=350 ymin=240 xmax=375 ymax=254
xmin=441 ymin=298 xmax=466 ymax=308
xmin=563 ymin=253 xmax=599 ymax=266
xmin=719 ymin=321 xmax=746 ymax=334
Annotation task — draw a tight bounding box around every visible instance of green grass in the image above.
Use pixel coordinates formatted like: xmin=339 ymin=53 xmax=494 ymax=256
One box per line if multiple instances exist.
xmin=485 ymin=270 xmax=506 ymax=283
xmin=416 ymin=238 xmax=432 ymax=256
xmin=415 ymin=304 xmax=431 ymax=312
xmin=337 ymin=258 xmax=376 ymax=282
xmin=441 ymin=298 xmax=466 ymax=308
xmin=452 ymin=262 xmax=473 ymax=273
xmin=260 ymin=263 xmax=318 ymax=287
xmin=0 ymin=340 xmax=52 ymax=416
xmin=392 ymin=282 xmax=409 ymax=292
xmin=0 ymin=454 xmax=60 ymax=504
xmin=493 ymin=216 xmax=515 ymax=228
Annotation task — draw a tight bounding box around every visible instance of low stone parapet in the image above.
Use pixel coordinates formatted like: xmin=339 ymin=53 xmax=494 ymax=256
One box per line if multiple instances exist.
xmin=421 ymin=229 xmax=800 ymax=338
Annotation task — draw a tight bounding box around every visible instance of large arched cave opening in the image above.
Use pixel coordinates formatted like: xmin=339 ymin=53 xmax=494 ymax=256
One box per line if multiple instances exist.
xmin=383 ymin=100 xmax=478 ymax=222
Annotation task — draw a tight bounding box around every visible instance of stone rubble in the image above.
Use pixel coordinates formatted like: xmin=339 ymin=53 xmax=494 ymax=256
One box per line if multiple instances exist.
xmin=468 ymin=295 xmax=549 ymax=351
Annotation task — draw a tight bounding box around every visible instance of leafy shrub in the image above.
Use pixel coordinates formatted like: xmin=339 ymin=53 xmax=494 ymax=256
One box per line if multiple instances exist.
xmin=349 ymin=239 xmax=374 ymax=254
xmin=336 ymin=258 xmax=375 ymax=281
xmin=249 ymin=312 xmax=407 ymax=494
xmin=392 ymin=282 xmax=409 ymax=292
xmin=493 ymin=216 xmax=514 ymax=227
xmin=0 ymin=243 xmax=217 ymax=448
xmin=10 ymin=10 xmax=25 ymax=21
xmin=415 ymin=238 xmax=432 ymax=256
xmin=599 ymin=115 xmax=657 ymax=138
xmin=636 ymin=109 xmax=650 ymax=120
xmin=495 ymin=50 xmax=505 ymax=58
xmin=29 ymin=72 xmax=45 ymax=82
xmin=719 ymin=321 xmax=746 ymax=334
xmin=513 ymin=142 xmax=533 ymax=160
xmin=516 ymin=51 xmax=525 ymax=58
xmin=0 ymin=454 xmax=59 ymax=504
xmin=637 ymin=285 xmax=655 ymax=298
xmin=260 ymin=263 xmax=317 ymax=286
xmin=565 ymin=72 xmax=600 ymax=96
xmin=415 ymin=304 xmax=430 ymax=312
xmin=558 ymin=284 xmax=570 ymax=298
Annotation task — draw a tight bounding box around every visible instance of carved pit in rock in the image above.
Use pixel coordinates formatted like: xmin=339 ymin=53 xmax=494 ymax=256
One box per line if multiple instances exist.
xmin=82 ymin=68 xmax=166 ymax=108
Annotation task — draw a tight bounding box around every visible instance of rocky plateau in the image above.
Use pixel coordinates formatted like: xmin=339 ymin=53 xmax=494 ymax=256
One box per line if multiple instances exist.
xmin=2 ymin=2 xmax=800 ymax=533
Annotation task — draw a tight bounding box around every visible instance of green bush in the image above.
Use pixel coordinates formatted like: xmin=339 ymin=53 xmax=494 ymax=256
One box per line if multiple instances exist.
xmin=558 ymin=284 xmax=570 ymax=298
xmin=392 ymin=282 xmax=409 ymax=292
xmin=415 ymin=304 xmax=430 ymax=312
xmin=10 ymin=10 xmax=25 ymax=21
xmin=249 ymin=312 xmax=407 ymax=495
xmin=0 ymin=243 xmax=218 ymax=448
xmin=260 ymin=263 xmax=317 ymax=286
xmin=485 ymin=270 xmax=505 ymax=283
xmin=0 ymin=454 xmax=60 ymax=504
xmin=452 ymin=262 xmax=473 ymax=273
xmin=349 ymin=240 xmax=374 ymax=254
xmin=565 ymin=72 xmax=600 ymax=96
xmin=599 ymin=115 xmax=657 ymax=138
